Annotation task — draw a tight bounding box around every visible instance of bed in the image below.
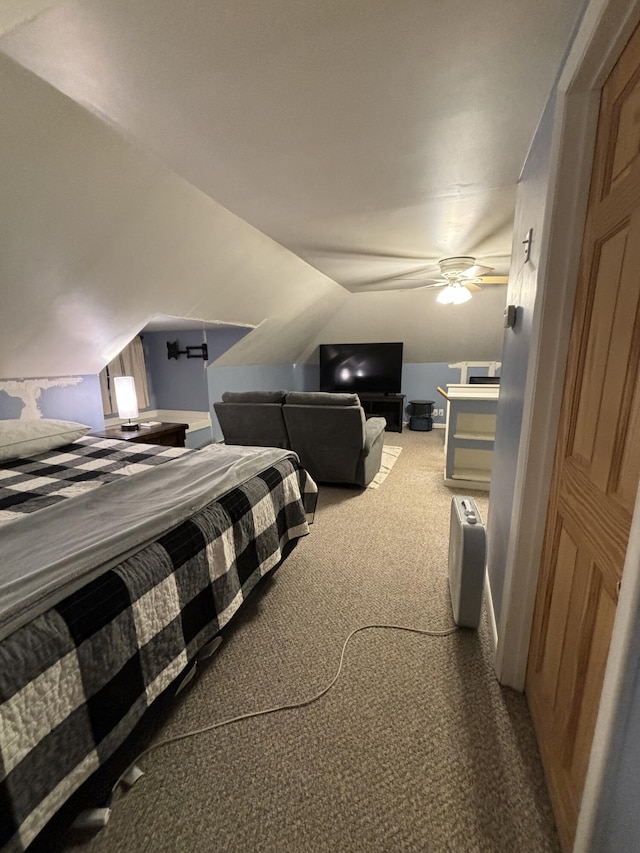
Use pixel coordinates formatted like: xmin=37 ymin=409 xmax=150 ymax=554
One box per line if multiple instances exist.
xmin=0 ymin=420 xmax=317 ymax=853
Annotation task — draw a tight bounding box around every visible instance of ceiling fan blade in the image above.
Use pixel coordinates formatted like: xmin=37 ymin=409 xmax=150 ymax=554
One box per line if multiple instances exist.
xmin=465 ymin=264 xmax=494 ymax=277
xmin=397 ymin=281 xmax=447 ymax=293
xmin=393 ymin=269 xmax=441 ymax=281
xmin=464 ymin=282 xmax=482 ymax=292
xmin=478 ymin=275 xmax=509 ymax=284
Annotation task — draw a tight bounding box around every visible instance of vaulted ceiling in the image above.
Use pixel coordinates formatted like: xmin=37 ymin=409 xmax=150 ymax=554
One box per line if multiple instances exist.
xmin=2 ymin=0 xmax=585 ymax=293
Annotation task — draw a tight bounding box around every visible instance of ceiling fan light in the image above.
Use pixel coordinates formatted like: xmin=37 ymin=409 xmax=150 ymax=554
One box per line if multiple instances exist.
xmin=436 ymin=285 xmax=456 ymax=304
xmin=436 ymin=284 xmax=472 ymax=304
xmin=451 ymin=286 xmax=472 ymax=304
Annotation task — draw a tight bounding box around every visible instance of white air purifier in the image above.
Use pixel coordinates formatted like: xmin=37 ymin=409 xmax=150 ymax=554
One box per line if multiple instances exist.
xmin=447 ymin=496 xmax=486 ymax=629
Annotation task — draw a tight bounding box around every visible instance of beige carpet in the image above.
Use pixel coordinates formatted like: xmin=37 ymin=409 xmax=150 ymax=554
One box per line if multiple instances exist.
xmin=367 ymin=444 xmax=402 ymax=489
xmin=63 ymin=430 xmax=558 ymax=853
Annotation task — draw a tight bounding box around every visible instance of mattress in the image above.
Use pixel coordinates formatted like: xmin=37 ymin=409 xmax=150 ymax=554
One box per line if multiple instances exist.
xmin=0 ymin=438 xmax=316 ymax=853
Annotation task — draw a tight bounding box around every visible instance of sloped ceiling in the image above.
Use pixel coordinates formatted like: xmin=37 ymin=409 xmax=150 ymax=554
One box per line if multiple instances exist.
xmin=0 ymin=0 xmax=586 ymax=377
xmin=0 ymin=55 xmax=346 ymax=377
xmin=1 ymin=0 xmax=585 ymax=289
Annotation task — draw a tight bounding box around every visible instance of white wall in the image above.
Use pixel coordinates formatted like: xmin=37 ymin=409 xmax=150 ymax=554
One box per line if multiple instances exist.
xmin=485 ymin=93 xmax=557 ymax=627
xmin=303 ymin=288 xmax=507 ymax=364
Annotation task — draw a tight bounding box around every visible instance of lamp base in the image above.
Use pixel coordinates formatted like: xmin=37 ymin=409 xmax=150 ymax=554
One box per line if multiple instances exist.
xmin=121 ymin=422 xmax=140 ymax=431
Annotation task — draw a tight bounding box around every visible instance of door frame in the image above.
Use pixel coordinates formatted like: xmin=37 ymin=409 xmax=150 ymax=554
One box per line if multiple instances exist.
xmin=494 ymin=0 xmax=640 ymax=848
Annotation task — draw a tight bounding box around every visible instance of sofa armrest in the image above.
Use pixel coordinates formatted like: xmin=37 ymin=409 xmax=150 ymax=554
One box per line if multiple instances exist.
xmin=363 ymin=417 xmax=386 ymax=456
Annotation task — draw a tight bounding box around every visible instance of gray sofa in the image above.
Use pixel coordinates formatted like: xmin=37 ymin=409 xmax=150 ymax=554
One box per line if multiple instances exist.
xmin=213 ymin=390 xmax=387 ymax=487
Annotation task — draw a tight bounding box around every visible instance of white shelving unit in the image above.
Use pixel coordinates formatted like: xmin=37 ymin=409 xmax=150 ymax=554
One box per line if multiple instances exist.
xmin=441 ymin=384 xmax=499 ymax=490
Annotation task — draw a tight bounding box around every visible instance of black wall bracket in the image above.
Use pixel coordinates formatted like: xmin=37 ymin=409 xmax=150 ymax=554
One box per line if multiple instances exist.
xmin=167 ymin=340 xmax=209 ymax=360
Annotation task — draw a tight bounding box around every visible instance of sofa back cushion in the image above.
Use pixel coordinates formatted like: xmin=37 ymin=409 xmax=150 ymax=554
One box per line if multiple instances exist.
xmin=282 ymin=401 xmax=366 ymax=482
xmin=213 ymin=400 xmax=290 ymax=449
xmin=284 ymin=391 xmax=359 ymax=407
xmin=221 ymin=390 xmax=287 ymax=404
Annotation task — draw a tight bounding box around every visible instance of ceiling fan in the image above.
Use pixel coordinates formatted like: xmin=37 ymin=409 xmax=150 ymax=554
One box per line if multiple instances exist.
xmin=400 ymin=256 xmax=509 ymax=303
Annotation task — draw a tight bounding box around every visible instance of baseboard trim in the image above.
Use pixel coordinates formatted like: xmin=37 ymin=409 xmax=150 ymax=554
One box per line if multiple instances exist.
xmin=484 ymin=569 xmax=499 ymax=653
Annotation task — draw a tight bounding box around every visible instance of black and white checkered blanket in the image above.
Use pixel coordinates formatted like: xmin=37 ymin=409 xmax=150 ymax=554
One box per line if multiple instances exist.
xmin=0 ymin=435 xmax=191 ymax=524
xmin=0 ymin=445 xmax=315 ymax=853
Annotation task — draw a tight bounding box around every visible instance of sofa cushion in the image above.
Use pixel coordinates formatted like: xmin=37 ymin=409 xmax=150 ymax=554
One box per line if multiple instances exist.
xmin=362 ymin=417 xmax=387 ymax=455
xmin=284 ymin=391 xmax=360 ymax=407
xmin=283 ymin=403 xmax=365 ymax=483
xmin=221 ymin=390 xmax=287 ymax=404
xmin=213 ymin=400 xmax=290 ymax=449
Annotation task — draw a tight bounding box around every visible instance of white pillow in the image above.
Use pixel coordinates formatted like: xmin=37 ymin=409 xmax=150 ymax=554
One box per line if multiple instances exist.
xmin=0 ymin=419 xmax=91 ymax=461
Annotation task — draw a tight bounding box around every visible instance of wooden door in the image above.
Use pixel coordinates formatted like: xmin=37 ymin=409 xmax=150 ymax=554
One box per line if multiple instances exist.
xmin=526 ymin=22 xmax=640 ymax=853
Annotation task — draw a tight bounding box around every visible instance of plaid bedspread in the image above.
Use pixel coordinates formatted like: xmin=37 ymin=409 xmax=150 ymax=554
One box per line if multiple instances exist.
xmin=0 ymin=453 xmax=315 ymax=853
xmin=0 ymin=435 xmax=191 ymax=525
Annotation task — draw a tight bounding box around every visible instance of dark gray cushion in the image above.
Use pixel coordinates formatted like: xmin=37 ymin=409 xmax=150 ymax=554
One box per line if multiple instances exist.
xmin=363 ymin=417 xmax=387 ymax=455
xmin=283 ymin=403 xmax=365 ymax=483
xmin=213 ymin=401 xmax=290 ymax=449
xmin=221 ymin=390 xmax=287 ymax=404
xmin=284 ymin=391 xmax=360 ymax=407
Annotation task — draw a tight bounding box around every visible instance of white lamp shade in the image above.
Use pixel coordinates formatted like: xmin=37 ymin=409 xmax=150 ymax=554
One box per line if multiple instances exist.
xmin=436 ymin=285 xmax=472 ymax=305
xmin=114 ymin=376 xmax=139 ymax=420
xmin=436 ymin=286 xmax=454 ymax=304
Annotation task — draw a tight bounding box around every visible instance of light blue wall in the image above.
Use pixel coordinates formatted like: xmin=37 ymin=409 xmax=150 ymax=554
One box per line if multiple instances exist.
xmin=0 ymin=391 xmax=24 ymax=419
xmin=0 ymin=345 xmax=473 ymax=444
xmin=387 ymin=362 xmax=500 ymax=426
xmin=208 ymin=327 xmax=252 ymax=362
xmin=144 ymin=326 xmax=251 ymax=411
xmin=144 ymin=329 xmax=208 ymax=410
xmin=292 ymin=362 xmax=319 ymax=391
xmin=0 ymin=375 xmax=105 ymax=431
xmin=401 ymin=363 xmax=464 ymax=426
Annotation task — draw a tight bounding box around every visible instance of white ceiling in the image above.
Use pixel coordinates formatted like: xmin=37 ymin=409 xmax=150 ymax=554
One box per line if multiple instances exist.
xmin=0 ymin=0 xmax=585 ymax=294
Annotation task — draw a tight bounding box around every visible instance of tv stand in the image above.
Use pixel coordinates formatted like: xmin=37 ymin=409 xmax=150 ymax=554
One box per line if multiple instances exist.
xmin=358 ymin=393 xmax=405 ymax=432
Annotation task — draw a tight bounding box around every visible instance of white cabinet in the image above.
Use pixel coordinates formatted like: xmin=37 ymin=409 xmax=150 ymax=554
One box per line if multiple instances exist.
xmin=442 ymin=384 xmax=499 ymax=490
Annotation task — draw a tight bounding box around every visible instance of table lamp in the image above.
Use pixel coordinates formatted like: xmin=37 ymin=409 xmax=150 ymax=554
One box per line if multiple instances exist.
xmin=114 ymin=376 xmax=140 ymax=431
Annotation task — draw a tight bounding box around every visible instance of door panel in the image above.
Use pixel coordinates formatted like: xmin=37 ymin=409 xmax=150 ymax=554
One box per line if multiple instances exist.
xmin=617 ymin=382 xmax=640 ymax=504
xmin=571 ymin=227 xmax=627 ymax=471
xmin=526 ymin=20 xmax=640 ymax=853
xmin=570 ymin=581 xmax=616 ymax=784
xmin=610 ymin=73 xmax=640 ymax=189
xmin=539 ymin=528 xmax=577 ymax=700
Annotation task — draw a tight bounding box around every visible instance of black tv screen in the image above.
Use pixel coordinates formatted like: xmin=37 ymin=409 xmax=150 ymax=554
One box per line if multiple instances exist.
xmin=319 ymin=342 xmax=403 ymax=394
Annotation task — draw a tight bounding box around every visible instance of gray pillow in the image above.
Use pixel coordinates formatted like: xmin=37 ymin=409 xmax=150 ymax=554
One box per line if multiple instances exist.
xmin=221 ymin=390 xmax=287 ymax=404
xmin=285 ymin=391 xmax=360 ymax=407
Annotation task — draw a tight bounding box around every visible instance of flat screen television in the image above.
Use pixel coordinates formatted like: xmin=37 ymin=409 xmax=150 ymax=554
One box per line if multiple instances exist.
xmin=319 ymin=342 xmax=403 ymax=395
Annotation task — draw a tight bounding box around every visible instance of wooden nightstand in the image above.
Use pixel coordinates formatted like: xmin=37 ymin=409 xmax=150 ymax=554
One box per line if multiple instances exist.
xmin=91 ymin=422 xmax=189 ymax=448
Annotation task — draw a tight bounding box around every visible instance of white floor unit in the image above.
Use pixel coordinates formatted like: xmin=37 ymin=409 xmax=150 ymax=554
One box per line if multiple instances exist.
xmin=442 ymin=384 xmax=499 ymax=490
